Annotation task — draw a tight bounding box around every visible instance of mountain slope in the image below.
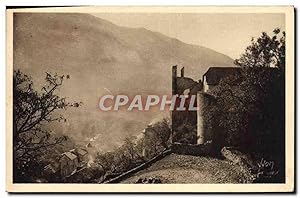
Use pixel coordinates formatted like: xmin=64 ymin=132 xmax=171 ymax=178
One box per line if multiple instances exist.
xmin=13 ymin=13 xmax=234 ymax=151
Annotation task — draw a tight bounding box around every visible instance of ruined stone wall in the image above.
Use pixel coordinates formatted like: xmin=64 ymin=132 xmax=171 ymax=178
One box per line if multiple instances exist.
xmin=171 ymin=65 xmax=216 ymax=145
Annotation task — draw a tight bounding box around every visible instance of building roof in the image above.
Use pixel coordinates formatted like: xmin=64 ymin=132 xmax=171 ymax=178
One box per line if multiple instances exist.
xmin=190 ymin=83 xmax=202 ymax=95
xmin=62 ymin=151 xmax=78 ymax=161
xmin=44 ymin=162 xmax=60 ymax=174
xmin=69 ymin=149 xmax=76 ymax=153
xmin=86 ymin=142 xmax=93 ymax=148
xmin=203 ymin=67 xmax=242 ymax=85
xmin=69 ymin=148 xmax=88 ymax=156
xmin=76 ymin=148 xmax=88 ymax=156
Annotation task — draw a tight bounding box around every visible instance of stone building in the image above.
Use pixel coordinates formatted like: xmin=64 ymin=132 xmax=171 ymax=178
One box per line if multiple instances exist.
xmin=60 ymin=151 xmax=79 ymax=178
xmin=70 ymin=148 xmax=88 ymax=164
xmin=202 ymin=67 xmax=242 ymax=93
xmin=171 ymin=65 xmax=240 ymax=145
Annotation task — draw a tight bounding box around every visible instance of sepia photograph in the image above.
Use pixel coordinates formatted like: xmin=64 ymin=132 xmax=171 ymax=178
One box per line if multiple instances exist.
xmin=5 ymin=6 xmax=294 ymax=193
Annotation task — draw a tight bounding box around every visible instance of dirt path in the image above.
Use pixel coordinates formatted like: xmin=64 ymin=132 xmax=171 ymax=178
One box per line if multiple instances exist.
xmin=121 ymin=154 xmax=249 ymax=183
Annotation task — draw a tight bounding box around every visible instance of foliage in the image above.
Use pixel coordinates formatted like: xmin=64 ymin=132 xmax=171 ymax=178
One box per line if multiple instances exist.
xmin=13 ymin=70 xmax=81 ymax=182
xmin=234 ymin=28 xmax=285 ymax=70
xmin=95 ymin=136 xmax=145 ymax=178
xmin=207 ymin=28 xmax=285 ymax=162
xmin=144 ymin=118 xmax=171 ymax=152
xmin=172 ymin=110 xmax=197 ymax=144
xmin=94 ymin=118 xmax=171 ymax=182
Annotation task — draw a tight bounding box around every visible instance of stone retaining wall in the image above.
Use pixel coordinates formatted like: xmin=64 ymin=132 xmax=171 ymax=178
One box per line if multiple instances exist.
xmin=171 ymin=142 xmax=212 ymax=156
xmin=104 ymin=149 xmax=172 ymax=183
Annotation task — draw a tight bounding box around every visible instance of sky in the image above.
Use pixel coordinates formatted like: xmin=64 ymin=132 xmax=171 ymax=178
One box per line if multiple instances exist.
xmin=92 ymin=13 xmax=285 ymax=59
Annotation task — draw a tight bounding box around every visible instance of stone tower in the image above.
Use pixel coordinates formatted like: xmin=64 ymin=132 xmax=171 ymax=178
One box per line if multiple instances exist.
xmin=196 ymin=91 xmax=205 ymax=144
xmin=180 ymin=67 xmax=184 ymax=77
xmin=171 ymin=65 xmax=206 ymax=145
xmin=171 ymin=65 xmax=177 ymax=143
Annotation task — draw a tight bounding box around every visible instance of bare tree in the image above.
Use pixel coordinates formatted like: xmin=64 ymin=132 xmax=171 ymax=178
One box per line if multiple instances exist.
xmin=95 ymin=151 xmax=116 ymax=172
xmin=13 ymin=70 xmax=81 ymax=181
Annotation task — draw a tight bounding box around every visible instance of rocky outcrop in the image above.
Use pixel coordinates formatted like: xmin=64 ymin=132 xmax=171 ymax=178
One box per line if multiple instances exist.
xmin=221 ymin=147 xmax=256 ymax=183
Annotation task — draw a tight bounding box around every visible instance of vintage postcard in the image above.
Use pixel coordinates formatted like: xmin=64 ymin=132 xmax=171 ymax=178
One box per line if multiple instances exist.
xmin=6 ymin=6 xmax=294 ymax=193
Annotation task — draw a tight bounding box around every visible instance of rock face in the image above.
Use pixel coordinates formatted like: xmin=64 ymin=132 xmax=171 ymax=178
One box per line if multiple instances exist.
xmin=14 ymin=13 xmax=234 ymax=151
xmin=221 ymin=147 xmax=256 ymax=183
